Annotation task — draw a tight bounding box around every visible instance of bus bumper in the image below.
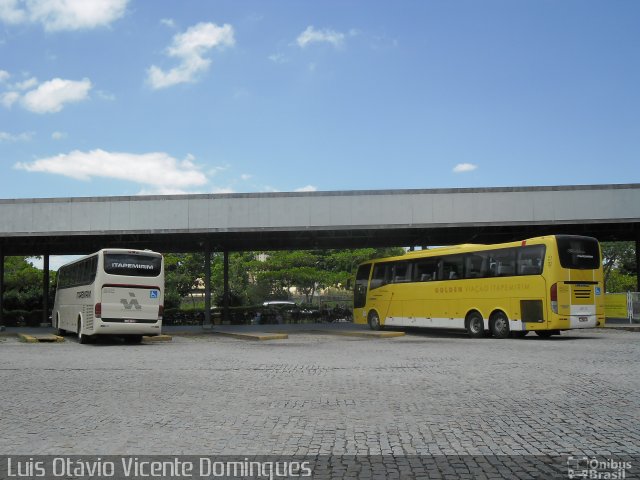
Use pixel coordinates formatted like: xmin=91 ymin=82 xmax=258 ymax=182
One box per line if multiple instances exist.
xmin=91 ymin=318 xmax=162 ymax=336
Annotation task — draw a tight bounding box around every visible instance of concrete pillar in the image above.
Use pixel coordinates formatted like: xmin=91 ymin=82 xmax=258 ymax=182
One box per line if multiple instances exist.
xmin=204 ymin=245 xmax=211 ymax=326
xmin=42 ymin=254 xmax=50 ymax=325
xmin=223 ymin=250 xmax=230 ymax=324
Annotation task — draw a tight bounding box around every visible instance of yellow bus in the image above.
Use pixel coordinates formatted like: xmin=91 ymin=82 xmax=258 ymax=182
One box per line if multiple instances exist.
xmin=353 ymin=235 xmax=604 ymax=338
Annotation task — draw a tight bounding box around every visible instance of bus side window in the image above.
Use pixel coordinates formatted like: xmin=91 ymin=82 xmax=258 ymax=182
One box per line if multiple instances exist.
xmin=392 ymin=262 xmax=412 ymax=283
xmin=490 ymin=248 xmax=516 ymax=277
xmin=371 ymin=263 xmax=390 ymax=290
xmin=442 ymin=255 xmax=463 ymax=280
xmin=518 ymin=245 xmax=545 ymax=275
xmin=465 ymin=253 xmax=489 ymax=279
xmin=415 ymin=259 xmax=438 ymax=282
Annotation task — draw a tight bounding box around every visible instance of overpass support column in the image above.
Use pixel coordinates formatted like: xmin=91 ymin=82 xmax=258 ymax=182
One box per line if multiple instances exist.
xmin=204 ymin=245 xmax=211 ymax=326
xmin=223 ymin=251 xmax=230 ymax=324
xmin=0 ymin=248 xmax=4 ymax=327
xmin=42 ymin=254 xmax=50 ymax=326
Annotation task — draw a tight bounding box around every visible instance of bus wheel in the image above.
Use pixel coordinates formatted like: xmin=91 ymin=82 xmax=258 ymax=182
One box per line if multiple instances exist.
xmin=490 ymin=311 xmax=510 ymax=339
xmin=55 ymin=315 xmax=65 ymax=336
xmin=465 ymin=312 xmax=485 ymax=338
xmin=77 ymin=319 xmax=91 ymax=344
xmin=368 ymin=311 xmax=383 ymax=331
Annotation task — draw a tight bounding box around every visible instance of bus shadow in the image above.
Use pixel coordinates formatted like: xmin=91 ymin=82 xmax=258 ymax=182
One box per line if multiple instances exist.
xmin=391 ymin=328 xmax=600 ymax=341
xmin=73 ymin=336 xmax=148 ymax=346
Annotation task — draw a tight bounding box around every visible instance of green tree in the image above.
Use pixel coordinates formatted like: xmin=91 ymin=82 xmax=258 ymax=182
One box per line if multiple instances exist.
xmin=163 ymin=253 xmax=203 ymax=309
xmin=2 ymin=256 xmax=47 ymax=311
xmin=253 ymin=248 xmax=405 ymax=303
xmin=601 ymin=242 xmax=636 ymax=292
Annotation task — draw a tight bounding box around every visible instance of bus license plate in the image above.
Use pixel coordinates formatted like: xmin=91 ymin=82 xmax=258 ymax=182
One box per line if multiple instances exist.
xmin=124 ymin=319 xmax=136 ymax=323
xmin=579 ymin=316 xmax=588 ymax=322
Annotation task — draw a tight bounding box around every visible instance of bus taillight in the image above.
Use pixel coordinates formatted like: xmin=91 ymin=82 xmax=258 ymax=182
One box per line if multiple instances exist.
xmin=95 ymin=303 xmax=102 ymax=318
xmin=550 ymin=283 xmax=558 ymax=314
xmin=158 ymin=305 xmax=164 ymax=320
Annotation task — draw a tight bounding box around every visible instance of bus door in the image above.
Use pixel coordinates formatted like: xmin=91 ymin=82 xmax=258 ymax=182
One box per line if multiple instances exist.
xmin=367 ymin=263 xmax=394 ymax=322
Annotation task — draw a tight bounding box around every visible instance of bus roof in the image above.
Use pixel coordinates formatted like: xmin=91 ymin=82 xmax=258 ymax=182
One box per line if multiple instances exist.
xmin=360 ymin=235 xmax=558 ymax=265
xmin=58 ymin=248 xmax=162 ymax=269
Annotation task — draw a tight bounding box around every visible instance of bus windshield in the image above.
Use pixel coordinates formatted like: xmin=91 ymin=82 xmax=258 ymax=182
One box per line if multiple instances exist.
xmin=556 ymin=236 xmax=600 ymax=270
xmin=104 ymin=253 xmax=162 ymax=277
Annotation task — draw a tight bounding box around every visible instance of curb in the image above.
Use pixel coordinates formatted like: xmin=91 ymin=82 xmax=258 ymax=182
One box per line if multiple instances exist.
xmin=214 ymin=331 xmax=289 ymax=341
xmin=143 ymin=334 xmax=173 ymax=342
xmin=312 ymin=329 xmax=405 ymax=338
xmin=604 ymin=326 xmax=640 ymax=332
xmin=18 ymin=333 xmax=64 ymax=343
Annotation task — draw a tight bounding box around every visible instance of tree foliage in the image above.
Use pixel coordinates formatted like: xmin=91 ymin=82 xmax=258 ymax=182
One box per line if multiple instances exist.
xmin=1 ymin=256 xmax=55 ymax=312
xmin=601 ymin=242 xmax=637 ymax=292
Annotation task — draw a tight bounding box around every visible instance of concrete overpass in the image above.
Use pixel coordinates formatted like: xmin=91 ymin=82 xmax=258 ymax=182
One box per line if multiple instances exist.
xmin=1 ymin=183 xmax=640 ymax=324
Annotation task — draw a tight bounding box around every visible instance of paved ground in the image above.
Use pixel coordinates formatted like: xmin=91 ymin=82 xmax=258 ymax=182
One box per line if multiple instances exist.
xmin=0 ymin=327 xmax=638 ymax=477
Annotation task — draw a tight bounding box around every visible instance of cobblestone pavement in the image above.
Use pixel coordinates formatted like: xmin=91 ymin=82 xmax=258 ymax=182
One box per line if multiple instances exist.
xmin=0 ymin=328 xmax=638 ymax=474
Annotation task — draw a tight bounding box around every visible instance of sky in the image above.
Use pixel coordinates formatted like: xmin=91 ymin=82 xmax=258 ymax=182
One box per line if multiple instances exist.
xmin=0 ymin=0 xmax=639 ymax=200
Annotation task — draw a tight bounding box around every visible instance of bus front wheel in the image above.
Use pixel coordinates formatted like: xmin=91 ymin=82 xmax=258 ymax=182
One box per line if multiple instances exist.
xmin=490 ymin=311 xmax=510 ymax=339
xmin=368 ymin=311 xmax=383 ymax=331
xmin=465 ymin=312 xmax=485 ymax=338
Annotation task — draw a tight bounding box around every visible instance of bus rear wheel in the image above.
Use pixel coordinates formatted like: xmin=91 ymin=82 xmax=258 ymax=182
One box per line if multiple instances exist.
xmin=490 ymin=311 xmax=510 ymax=339
xmin=465 ymin=312 xmax=485 ymax=338
xmin=55 ymin=315 xmax=65 ymax=336
xmin=77 ymin=319 xmax=91 ymax=344
xmin=368 ymin=311 xmax=383 ymax=331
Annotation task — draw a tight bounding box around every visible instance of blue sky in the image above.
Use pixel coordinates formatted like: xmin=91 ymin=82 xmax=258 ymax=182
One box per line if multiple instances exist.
xmin=1 ymin=0 xmax=639 ymax=199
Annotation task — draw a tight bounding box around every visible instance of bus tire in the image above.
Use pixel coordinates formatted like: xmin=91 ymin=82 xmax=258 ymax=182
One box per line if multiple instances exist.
xmin=77 ymin=318 xmax=91 ymax=344
xmin=465 ymin=311 xmax=485 ymax=338
xmin=490 ymin=311 xmax=510 ymax=339
xmin=368 ymin=311 xmax=383 ymax=331
xmin=55 ymin=314 xmax=65 ymax=336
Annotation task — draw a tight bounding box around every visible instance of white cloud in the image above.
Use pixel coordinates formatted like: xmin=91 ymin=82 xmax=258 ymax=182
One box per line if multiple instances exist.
xmin=296 ymin=26 xmax=345 ymax=48
xmin=160 ymin=18 xmax=175 ymax=28
xmin=0 ymin=70 xmax=9 ymax=82
xmin=13 ymin=76 xmax=38 ymax=90
xmin=0 ymin=0 xmax=27 ymax=23
xmin=15 ymin=149 xmax=208 ymax=189
xmin=0 ymin=130 xmax=33 ymax=141
xmin=268 ymin=53 xmax=288 ymax=64
xmin=20 ymin=77 xmax=91 ymax=113
xmin=295 ymin=185 xmax=317 ymax=192
xmin=1 ymin=91 xmax=20 ymax=108
xmin=51 ymin=131 xmax=67 ymax=140
xmin=452 ymin=163 xmax=478 ymax=173
xmin=147 ymin=22 xmax=235 ymax=89
xmin=240 ymin=174 xmax=252 ymax=181
xmin=0 ymin=0 xmax=128 ymax=31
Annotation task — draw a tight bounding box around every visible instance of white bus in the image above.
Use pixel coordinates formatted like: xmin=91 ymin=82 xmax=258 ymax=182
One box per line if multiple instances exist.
xmin=53 ymin=249 xmax=164 ymax=344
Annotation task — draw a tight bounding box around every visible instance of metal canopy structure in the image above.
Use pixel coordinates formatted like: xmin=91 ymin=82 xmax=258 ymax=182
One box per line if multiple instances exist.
xmin=1 ymin=183 xmax=640 ymax=255
xmin=1 ymin=183 xmax=640 ymax=325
